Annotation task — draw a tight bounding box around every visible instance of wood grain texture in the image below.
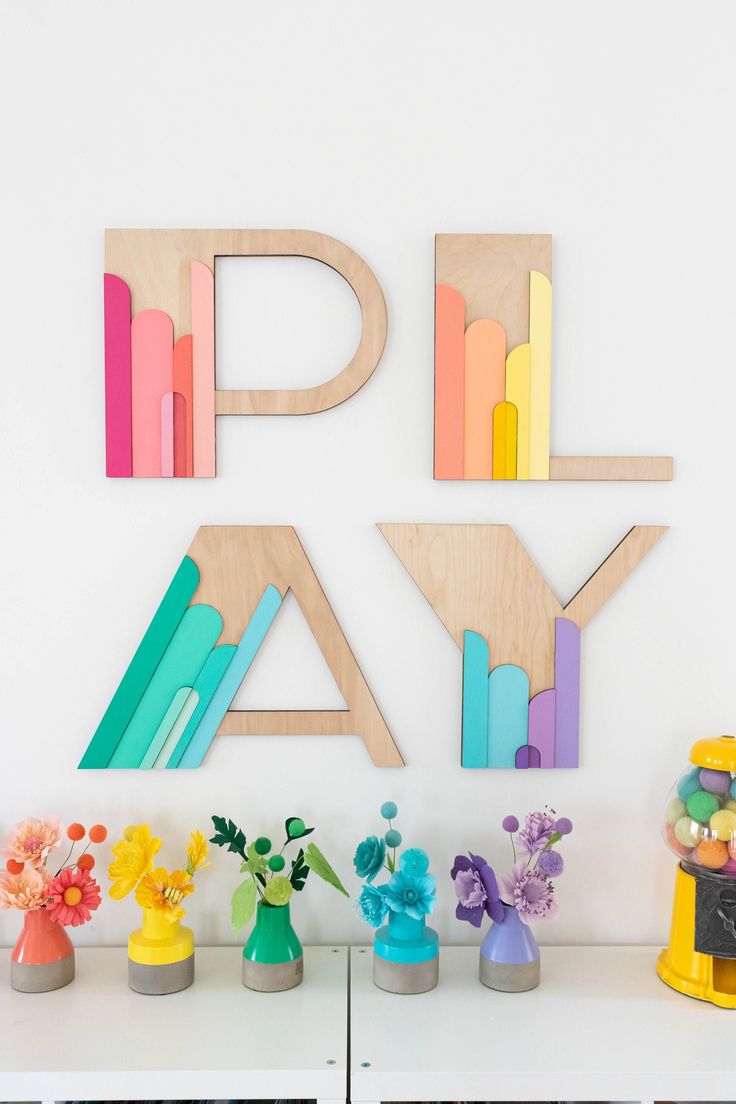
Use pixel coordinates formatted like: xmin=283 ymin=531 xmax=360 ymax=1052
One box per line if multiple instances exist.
xmin=435 ymin=233 xmax=551 ymax=351
xmin=105 ymin=229 xmax=387 ymax=416
xmin=378 ymin=523 xmax=667 ymax=697
xmin=549 ymin=456 xmax=673 ymax=481
xmin=186 ymin=526 xmax=403 ymax=767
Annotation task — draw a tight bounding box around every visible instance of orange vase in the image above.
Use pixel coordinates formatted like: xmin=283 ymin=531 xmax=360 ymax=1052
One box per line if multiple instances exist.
xmin=11 ymin=909 xmax=75 ymax=992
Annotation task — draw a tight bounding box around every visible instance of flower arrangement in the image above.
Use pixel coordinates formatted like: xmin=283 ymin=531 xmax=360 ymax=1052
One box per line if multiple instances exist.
xmin=0 ymin=817 xmax=107 ymax=927
xmin=210 ymin=814 xmax=348 ymax=933
xmin=451 ymin=808 xmax=573 ymax=928
xmin=354 ymin=802 xmax=436 ymax=928
xmin=108 ymin=825 xmax=209 ymax=921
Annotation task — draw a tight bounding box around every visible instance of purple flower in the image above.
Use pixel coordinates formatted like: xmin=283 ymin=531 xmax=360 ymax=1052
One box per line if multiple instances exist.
xmin=502 ymin=815 xmax=519 ymax=833
xmin=500 ymin=861 xmax=558 ymax=925
xmin=450 ymin=853 xmax=504 ymax=927
xmin=518 ymin=811 xmax=557 ymax=855
xmin=537 ymin=849 xmax=564 ymax=877
xmin=555 ymin=817 xmax=573 ymax=836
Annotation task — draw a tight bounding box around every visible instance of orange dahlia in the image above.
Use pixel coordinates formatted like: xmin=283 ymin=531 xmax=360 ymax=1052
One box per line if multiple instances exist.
xmin=47 ymin=866 xmax=101 ymax=927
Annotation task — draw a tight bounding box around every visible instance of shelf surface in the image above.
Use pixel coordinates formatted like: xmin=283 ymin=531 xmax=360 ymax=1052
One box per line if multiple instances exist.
xmin=350 ymin=944 xmax=734 ymax=1102
xmin=0 ymin=944 xmax=348 ymax=1102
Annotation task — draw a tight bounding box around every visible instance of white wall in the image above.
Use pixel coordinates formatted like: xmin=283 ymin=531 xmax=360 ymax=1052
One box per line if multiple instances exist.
xmin=1 ymin=0 xmax=733 ymax=951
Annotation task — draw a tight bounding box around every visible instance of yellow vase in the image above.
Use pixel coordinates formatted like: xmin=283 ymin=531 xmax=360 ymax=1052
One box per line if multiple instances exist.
xmin=128 ymin=908 xmax=194 ymax=995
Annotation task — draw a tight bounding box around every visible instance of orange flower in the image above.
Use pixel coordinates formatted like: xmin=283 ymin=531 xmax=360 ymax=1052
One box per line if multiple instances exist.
xmin=47 ymin=867 xmax=101 ymax=927
xmin=135 ymin=868 xmax=193 ymax=921
xmin=2 ymin=817 xmax=61 ymax=868
xmin=0 ymin=866 xmax=51 ymax=911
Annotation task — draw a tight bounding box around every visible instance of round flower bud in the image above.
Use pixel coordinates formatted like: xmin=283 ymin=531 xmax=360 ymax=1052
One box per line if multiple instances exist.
xmin=254 ymin=836 xmax=272 ymax=855
xmin=555 ymin=817 xmax=573 ymax=835
xmin=289 ymin=818 xmax=306 ymax=838
xmin=77 ymin=853 xmax=95 ymax=871
xmin=6 ymin=859 xmax=23 ymax=875
xmin=502 ymin=815 xmax=519 ymax=833
xmin=67 ymin=823 xmax=85 ymax=841
xmin=380 ymin=801 xmax=398 ymax=820
xmin=88 ymin=824 xmax=107 ymax=844
xmin=538 ymin=849 xmax=564 ymax=877
xmin=268 ymin=854 xmax=286 ymax=872
xmin=384 ymin=829 xmax=402 ymax=848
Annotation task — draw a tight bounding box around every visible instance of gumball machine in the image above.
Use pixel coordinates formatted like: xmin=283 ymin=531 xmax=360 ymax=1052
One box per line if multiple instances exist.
xmin=658 ymin=735 xmax=736 ymax=1007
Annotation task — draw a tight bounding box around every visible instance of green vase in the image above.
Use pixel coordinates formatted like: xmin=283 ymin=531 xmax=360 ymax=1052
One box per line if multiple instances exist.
xmin=242 ymin=901 xmax=304 ymax=992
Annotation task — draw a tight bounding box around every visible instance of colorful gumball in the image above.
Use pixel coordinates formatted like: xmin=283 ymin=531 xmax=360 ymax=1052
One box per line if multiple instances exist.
xmin=721 ymin=856 xmax=736 ymax=876
xmin=666 ymin=798 xmax=686 ymax=825
xmin=674 ymin=816 xmax=703 ymax=849
xmin=699 ymin=768 xmax=731 ymax=795
xmin=677 ymin=767 xmax=701 ymax=801
xmin=731 ymin=776 xmax=736 ymax=800
xmin=709 ymin=808 xmax=736 ymax=842
xmin=666 ymin=824 xmax=691 ymax=858
xmin=687 ymin=790 xmax=720 ymax=824
xmin=696 ymin=837 xmax=729 ymax=870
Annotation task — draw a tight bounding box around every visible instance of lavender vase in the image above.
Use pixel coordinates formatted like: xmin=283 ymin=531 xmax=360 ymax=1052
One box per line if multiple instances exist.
xmin=479 ymin=903 xmax=540 ymax=992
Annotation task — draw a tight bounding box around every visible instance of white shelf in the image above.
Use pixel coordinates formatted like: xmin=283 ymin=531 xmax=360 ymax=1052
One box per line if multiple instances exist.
xmin=350 ymin=944 xmax=734 ymax=1102
xmin=0 ymin=945 xmax=348 ymax=1103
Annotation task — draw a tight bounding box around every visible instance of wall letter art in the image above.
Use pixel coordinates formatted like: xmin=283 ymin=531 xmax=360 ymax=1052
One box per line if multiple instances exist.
xmin=434 ymin=234 xmax=673 ymax=481
xmin=80 ymin=526 xmax=403 ymax=768
xmin=104 ymin=230 xmax=387 ymax=477
xmin=379 ymin=523 xmax=667 ymax=768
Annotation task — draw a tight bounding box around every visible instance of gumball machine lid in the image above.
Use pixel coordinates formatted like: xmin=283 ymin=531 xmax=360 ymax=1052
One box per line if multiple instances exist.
xmin=690 ymin=734 xmax=736 ymax=772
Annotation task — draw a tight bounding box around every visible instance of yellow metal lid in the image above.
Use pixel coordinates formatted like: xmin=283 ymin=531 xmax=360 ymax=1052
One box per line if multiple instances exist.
xmin=690 ymin=735 xmax=736 ymax=771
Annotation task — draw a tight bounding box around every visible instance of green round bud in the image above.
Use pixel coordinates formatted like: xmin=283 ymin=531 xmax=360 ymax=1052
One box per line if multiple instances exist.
xmin=289 ymin=817 xmax=306 ymax=838
xmin=268 ymin=854 xmax=286 ymax=872
xmin=385 ymin=828 xmax=402 ymax=848
xmin=380 ymin=801 xmax=398 ymax=820
xmin=254 ymin=836 xmax=272 ymax=855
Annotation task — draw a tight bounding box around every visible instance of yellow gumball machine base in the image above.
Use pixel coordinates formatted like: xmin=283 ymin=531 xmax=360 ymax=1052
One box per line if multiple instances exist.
xmin=658 ymin=864 xmax=736 ymax=1008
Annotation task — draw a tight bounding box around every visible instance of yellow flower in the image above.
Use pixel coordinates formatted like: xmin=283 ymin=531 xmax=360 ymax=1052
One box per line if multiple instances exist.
xmin=135 ymin=867 xmax=194 ymax=921
xmin=186 ymin=830 xmax=209 ymax=876
xmin=108 ymin=825 xmax=162 ymax=900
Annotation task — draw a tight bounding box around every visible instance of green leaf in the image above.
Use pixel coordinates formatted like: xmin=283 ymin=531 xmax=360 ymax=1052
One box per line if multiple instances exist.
xmin=240 ymin=841 xmax=268 ymax=881
xmin=231 ymin=879 xmax=257 ymax=933
xmin=210 ymin=815 xmax=247 ymax=860
xmin=303 ymin=842 xmax=349 ymax=897
xmin=386 ymin=851 xmax=395 ymax=874
xmin=290 ymin=847 xmax=311 ymax=892
xmin=263 ymin=875 xmax=293 ymax=906
xmin=285 ymin=816 xmax=315 ymax=842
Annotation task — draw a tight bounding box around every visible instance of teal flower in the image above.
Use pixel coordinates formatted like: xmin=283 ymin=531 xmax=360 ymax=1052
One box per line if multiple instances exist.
xmin=383 ymin=871 xmax=436 ymax=920
xmin=357 ymin=883 xmax=388 ymax=927
xmin=354 ymin=835 xmax=386 ymax=883
xmin=400 ymin=848 xmax=430 ymax=877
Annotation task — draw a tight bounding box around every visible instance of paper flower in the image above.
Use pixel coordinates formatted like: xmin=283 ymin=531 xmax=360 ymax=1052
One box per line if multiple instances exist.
xmin=357 ymin=883 xmax=388 ymax=927
xmin=537 ymin=849 xmax=564 ymax=877
xmin=2 ymin=817 xmax=62 ymax=868
xmin=500 ymin=861 xmax=558 ymax=924
xmin=47 ymin=866 xmax=101 ymax=927
xmin=0 ymin=866 xmax=51 ymax=911
xmin=451 ymin=853 xmax=504 ymax=926
xmin=109 ymin=825 xmax=162 ymax=899
xmin=353 ymin=835 xmax=386 ymax=883
xmin=399 ymin=848 xmax=430 ymax=877
xmin=135 ymin=867 xmax=194 ymax=921
xmin=186 ymin=830 xmax=209 ymax=875
xmin=383 ymin=870 xmax=436 ymax=920
xmin=518 ymin=811 xmax=557 ymax=855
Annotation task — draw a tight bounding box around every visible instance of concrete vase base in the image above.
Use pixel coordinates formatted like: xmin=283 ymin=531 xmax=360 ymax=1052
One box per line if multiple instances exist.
xmin=11 ymin=953 xmax=75 ymax=993
xmin=128 ymin=953 xmax=194 ymax=995
xmin=243 ymin=954 xmax=303 ymax=992
xmin=373 ymin=953 xmax=439 ymax=994
xmin=479 ymin=953 xmax=540 ymax=992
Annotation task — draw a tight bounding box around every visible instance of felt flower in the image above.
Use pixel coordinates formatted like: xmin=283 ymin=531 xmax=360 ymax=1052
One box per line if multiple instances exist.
xmin=357 ymin=883 xmax=388 ymax=927
xmin=0 ymin=866 xmax=51 ymax=911
xmin=354 ymin=835 xmax=386 ymax=883
xmin=451 ymin=853 xmax=504 ymax=926
xmin=518 ymin=811 xmax=557 ymax=855
xmin=186 ymin=830 xmax=209 ymax=876
xmin=399 ymin=848 xmax=430 ymax=877
xmin=383 ymin=871 xmax=436 ymax=920
xmin=135 ymin=867 xmax=193 ymax=920
xmin=537 ymin=849 xmax=564 ymax=878
xmin=500 ymin=861 xmax=558 ymax=924
xmin=109 ymin=825 xmax=162 ymax=899
xmin=47 ymin=866 xmax=101 ymax=927
xmin=2 ymin=817 xmax=62 ymax=868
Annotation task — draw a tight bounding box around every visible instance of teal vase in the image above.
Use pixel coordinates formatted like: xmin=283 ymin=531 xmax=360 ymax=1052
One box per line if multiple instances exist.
xmin=242 ymin=902 xmax=304 ymax=992
xmin=373 ymin=910 xmax=439 ymax=994
xmin=479 ymin=902 xmax=540 ymax=992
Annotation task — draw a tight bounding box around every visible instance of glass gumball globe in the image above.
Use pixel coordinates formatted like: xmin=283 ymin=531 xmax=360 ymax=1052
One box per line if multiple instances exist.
xmin=663 ymin=738 xmax=736 ymax=875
